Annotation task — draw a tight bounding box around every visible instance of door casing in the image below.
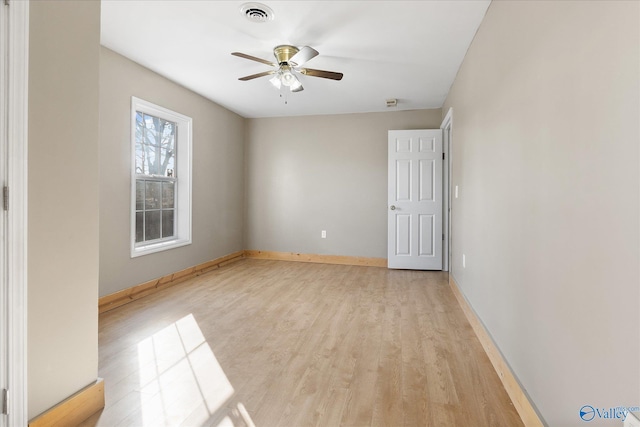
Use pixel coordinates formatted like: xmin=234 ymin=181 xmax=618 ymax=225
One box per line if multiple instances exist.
xmin=1 ymin=0 xmax=29 ymax=424
xmin=441 ymin=108 xmax=453 ymax=272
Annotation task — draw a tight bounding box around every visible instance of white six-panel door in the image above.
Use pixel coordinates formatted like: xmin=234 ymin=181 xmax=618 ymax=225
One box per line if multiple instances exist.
xmin=388 ymin=130 xmax=443 ymax=270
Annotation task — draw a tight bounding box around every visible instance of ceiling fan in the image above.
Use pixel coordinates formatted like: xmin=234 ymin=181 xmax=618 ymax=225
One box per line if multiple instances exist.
xmin=232 ymin=45 xmax=343 ymax=93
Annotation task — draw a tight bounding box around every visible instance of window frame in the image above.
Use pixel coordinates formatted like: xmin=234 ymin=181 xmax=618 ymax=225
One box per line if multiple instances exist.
xmin=130 ymin=97 xmax=192 ymax=257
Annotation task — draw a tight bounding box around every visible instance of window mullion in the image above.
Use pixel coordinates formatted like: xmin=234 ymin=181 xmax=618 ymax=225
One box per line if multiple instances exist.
xmin=142 ymin=178 xmax=145 ymax=242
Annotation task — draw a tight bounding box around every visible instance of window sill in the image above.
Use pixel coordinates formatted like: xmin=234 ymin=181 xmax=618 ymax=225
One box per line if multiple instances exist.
xmin=131 ymin=238 xmax=191 ymax=258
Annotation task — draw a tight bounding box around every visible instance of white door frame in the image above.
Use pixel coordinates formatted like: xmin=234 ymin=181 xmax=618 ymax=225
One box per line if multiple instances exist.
xmin=440 ymin=108 xmax=453 ymax=272
xmin=3 ymin=0 xmax=29 ymax=424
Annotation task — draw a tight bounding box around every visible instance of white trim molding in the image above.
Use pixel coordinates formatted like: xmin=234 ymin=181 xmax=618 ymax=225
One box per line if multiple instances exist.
xmin=6 ymin=0 xmax=29 ymax=424
xmin=440 ymin=107 xmax=453 ymax=272
xmin=441 ymin=107 xmax=453 ymax=131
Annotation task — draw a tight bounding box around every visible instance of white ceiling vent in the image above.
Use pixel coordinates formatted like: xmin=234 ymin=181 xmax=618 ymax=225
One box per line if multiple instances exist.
xmin=240 ymin=3 xmax=274 ymax=23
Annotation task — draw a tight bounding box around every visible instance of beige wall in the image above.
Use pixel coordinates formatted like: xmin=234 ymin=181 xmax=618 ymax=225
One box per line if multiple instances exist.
xmin=443 ymin=2 xmax=639 ymax=426
xmin=244 ymin=110 xmax=441 ymax=258
xmin=99 ymin=48 xmax=245 ymax=297
xmin=28 ymin=0 xmax=100 ymax=419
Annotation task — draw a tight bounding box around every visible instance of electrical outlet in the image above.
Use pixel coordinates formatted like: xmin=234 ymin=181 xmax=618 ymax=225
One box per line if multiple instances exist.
xmin=462 ymin=254 xmax=466 ymax=268
xmin=321 ymin=230 xmax=326 ymax=239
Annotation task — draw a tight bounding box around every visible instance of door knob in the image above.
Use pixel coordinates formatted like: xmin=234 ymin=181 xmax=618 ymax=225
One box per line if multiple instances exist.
xmin=390 ymin=205 xmax=396 ymax=210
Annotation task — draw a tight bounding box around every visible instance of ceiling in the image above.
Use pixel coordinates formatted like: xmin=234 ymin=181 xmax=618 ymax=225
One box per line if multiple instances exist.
xmin=101 ymin=1 xmax=490 ymax=118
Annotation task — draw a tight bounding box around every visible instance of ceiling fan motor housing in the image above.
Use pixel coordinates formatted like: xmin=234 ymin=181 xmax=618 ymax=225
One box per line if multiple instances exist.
xmin=274 ymin=45 xmax=299 ymax=65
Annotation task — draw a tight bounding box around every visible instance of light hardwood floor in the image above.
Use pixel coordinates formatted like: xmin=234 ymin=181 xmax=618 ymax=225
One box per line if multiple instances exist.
xmin=81 ymin=259 xmax=523 ymax=427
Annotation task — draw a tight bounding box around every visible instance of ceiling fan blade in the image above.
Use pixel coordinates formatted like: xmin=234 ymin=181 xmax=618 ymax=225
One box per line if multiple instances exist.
xmin=289 ymin=46 xmax=319 ymax=67
xmin=238 ymin=70 xmax=276 ymax=81
xmin=231 ymin=52 xmax=276 ymax=67
xmin=299 ymin=68 xmax=343 ymax=81
xmin=291 ymin=84 xmax=304 ymax=93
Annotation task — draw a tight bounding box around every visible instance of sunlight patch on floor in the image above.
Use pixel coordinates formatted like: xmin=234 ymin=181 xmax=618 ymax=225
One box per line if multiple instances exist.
xmin=135 ymin=313 xmax=252 ymax=426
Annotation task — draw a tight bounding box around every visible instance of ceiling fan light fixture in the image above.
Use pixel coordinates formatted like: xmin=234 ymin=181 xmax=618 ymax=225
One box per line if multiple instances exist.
xmin=269 ymin=74 xmax=282 ymax=89
xmin=269 ymin=68 xmax=302 ymax=92
xmin=289 ymin=78 xmax=302 ymax=92
xmin=280 ymin=68 xmax=297 ymax=87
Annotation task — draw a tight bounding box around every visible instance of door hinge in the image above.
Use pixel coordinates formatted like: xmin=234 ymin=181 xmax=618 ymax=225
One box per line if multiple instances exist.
xmin=2 ymin=389 xmax=8 ymax=415
xmin=442 ymin=233 xmax=445 ymax=241
xmin=3 ymin=186 xmax=8 ymax=211
xmin=442 ymin=152 xmax=445 ymax=160
xmin=3 ymin=0 xmax=8 ymax=7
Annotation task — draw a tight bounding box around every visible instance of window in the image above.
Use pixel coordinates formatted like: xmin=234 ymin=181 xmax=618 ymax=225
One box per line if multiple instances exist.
xmin=131 ymin=97 xmax=192 ymax=257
